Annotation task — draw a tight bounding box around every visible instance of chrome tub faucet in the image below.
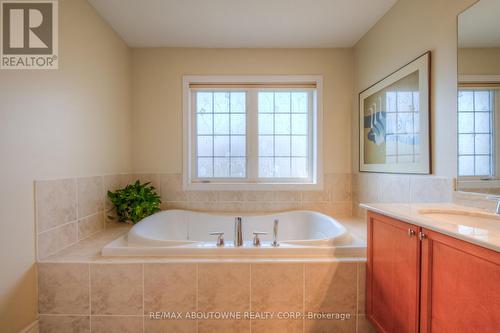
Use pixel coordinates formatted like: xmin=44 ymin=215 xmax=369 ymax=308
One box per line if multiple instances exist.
xmin=272 ymin=219 xmax=279 ymax=247
xmin=209 ymin=231 xmax=225 ymax=247
xmin=253 ymin=231 xmax=267 ymax=246
xmin=234 ymin=217 xmax=243 ymax=246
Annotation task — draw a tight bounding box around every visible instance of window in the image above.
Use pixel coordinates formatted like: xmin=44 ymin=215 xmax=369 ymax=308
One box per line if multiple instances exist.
xmin=458 ymin=89 xmax=494 ymax=177
xmin=184 ymin=76 xmax=322 ymax=190
xmin=258 ymin=91 xmax=311 ymax=178
xmin=195 ymin=91 xmax=247 ymax=178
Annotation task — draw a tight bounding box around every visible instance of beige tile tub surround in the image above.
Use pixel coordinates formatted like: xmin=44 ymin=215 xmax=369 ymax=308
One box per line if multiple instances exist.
xmin=159 ymin=173 xmax=352 ymax=216
xmin=144 ymin=317 xmax=197 ymax=333
xmin=251 ymin=319 xmax=303 ymax=333
xmin=38 ymin=263 xmax=89 ymax=315
xmin=38 ymin=315 xmax=90 ymax=333
xmin=198 ymin=263 xmax=250 ymax=313
xmin=36 ymin=174 xmax=129 ymax=260
xmin=41 ymin=225 xmax=132 ymax=262
xmin=35 ymin=173 xmax=369 ymax=331
xmin=91 ymin=316 xmax=143 ymax=333
xmin=35 ymin=179 xmax=77 ymax=233
xmin=251 ymin=264 xmax=304 ymax=313
xmin=36 ymin=171 xmax=352 ymax=260
xmin=37 ymin=261 xmax=371 ymax=333
xmin=78 ymin=212 xmax=105 ymax=240
xmin=144 ymin=264 xmax=196 ymax=313
xmin=77 ymin=176 xmax=104 ymax=218
xmin=37 ymin=222 xmax=78 ymax=260
xmin=198 ymin=319 xmax=251 ymax=333
xmin=357 ymin=263 xmax=366 ymax=315
xmin=352 ymin=173 xmax=455 ymax=217
xmin=90 ymin=264 xmax=143 ymax=315
xmin=305 ymin=263 xmax=357 ymax=314
xmin=305 ymin=318 xmax=357 ymax=333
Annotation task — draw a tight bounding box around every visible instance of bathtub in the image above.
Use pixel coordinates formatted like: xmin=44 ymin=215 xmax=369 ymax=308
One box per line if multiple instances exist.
xmin=102 ymin=210 xmax=363 ymax=258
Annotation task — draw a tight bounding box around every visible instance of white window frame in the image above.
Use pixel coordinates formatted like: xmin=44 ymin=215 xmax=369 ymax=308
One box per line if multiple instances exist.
xmin=458 ymin=75 xmax=500 ymax=180
xmin=183 ymin=75 xmax=323 ymax=191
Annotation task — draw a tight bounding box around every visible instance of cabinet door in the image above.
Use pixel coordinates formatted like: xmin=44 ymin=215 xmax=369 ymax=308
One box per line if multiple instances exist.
xmin=420 ymin=228 xmax=500 ymax=333
xmin=367 ymin=212 xmax=420 ymax=333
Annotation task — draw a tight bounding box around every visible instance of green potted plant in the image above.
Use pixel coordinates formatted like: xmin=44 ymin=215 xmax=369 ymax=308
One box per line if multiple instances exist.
xmin=107 ymin=180 xmax=161 ymax=224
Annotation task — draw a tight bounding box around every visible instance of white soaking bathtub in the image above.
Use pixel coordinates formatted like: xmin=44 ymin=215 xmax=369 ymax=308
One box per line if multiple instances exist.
xmin=102 ymin=210 xmax=361 ymax=258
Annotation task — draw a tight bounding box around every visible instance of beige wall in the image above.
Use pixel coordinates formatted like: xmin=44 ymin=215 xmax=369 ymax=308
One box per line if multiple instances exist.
xmin=131 ymin=48 xmax=353 ymax=175
xmin=352 ymin=0 xmax=477 ymax=179
xmin=0 ymin=0 xmax=132 ymax=332
xmin=458 ymin=48 xmax=500 ymax=75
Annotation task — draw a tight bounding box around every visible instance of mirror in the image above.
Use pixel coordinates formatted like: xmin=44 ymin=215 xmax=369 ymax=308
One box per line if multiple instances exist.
xmin=457 ymin=0 xmax=500 ymax=194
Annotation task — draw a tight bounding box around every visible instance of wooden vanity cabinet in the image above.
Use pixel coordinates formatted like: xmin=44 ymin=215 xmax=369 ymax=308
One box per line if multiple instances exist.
xmin=420 ymin=228 xmax=500 ymax=333
xmin=367 ymin=212 xmax=421 ymax=333
xmin=367 ymin=211 xmax=500 ymax=333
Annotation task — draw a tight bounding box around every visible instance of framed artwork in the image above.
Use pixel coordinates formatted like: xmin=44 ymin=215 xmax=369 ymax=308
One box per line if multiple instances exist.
xmin=359 ymin=52 xmax=431 ymax=174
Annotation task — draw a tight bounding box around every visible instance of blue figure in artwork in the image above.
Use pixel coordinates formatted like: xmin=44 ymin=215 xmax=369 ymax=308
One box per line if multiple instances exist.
xmin=364 ymin=96 xmax=386 ymax=145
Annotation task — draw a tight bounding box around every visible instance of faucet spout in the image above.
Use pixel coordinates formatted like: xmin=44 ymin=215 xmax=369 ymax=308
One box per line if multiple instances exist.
xmin=272 ymin=219 xmax=279 ymax=247
xmin=234 ymin=217 xmax=243 ymax=246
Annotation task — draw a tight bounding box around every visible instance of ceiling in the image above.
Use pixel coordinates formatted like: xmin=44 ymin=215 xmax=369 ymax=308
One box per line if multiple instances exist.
xmin=459 ymin=0 xmax=500 ymax=48
xmin=87 ymin=0 xmax=397 ymax=48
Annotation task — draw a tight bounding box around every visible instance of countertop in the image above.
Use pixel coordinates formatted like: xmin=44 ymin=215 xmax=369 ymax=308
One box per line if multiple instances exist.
xmin=360 ymin=202 xmax=500 ymax=252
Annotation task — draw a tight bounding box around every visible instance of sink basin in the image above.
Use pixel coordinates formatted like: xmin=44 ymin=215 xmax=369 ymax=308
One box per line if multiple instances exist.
xmin=418 ymin=209 xmax=500 ymax=232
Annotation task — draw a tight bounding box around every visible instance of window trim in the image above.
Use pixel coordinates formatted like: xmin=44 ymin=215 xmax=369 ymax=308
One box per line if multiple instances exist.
xmin=183 ymin=75 xmax=323 ymax=191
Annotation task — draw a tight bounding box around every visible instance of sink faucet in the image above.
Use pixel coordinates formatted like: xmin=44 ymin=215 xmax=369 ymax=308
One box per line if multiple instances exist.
xmin=234 ymin=217 xmax=243 ymax=246
xmin=486 ymin=196 xmax=500 ymax=214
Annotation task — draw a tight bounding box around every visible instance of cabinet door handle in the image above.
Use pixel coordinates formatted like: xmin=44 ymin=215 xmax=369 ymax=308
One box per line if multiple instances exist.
xmin=408 ymin=228 xmax=416 ymax=237
xmin=418 ymin=232 xmax=426 ymax=240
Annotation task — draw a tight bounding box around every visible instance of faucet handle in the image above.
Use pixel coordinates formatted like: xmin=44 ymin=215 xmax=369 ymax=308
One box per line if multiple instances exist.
xmin=209 ymin=232 xmax=225 ymax=247
xmin=252 ymin=231 xmax=267 ymax=247
xmin=486 ymin=196 xmax=500 ymax=214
